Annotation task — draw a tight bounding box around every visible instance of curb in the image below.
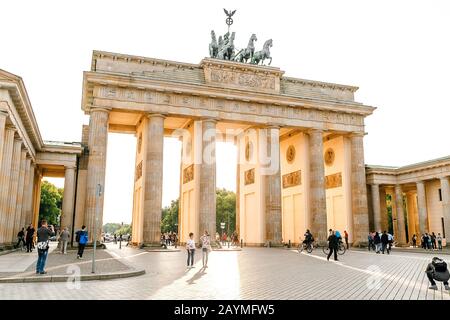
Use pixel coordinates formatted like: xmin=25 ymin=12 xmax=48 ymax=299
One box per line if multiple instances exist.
xmin=350 ymin=248 xmax=450 ymax=256
xmin=0 ymin=248 xmax=20 ymax=256
xmin=0 ymin=269 xmax=146 ymax=284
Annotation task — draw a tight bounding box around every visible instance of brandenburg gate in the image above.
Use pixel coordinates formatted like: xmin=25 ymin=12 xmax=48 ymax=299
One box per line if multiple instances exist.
xmin=74 ymin=49 xmax=375 ymax=246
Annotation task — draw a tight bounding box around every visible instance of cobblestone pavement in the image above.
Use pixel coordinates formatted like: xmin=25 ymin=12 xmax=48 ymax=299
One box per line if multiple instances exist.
xmin=0 ymin=243 xmax=449 ymax=300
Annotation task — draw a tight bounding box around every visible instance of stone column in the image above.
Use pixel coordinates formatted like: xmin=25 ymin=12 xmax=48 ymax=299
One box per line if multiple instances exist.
xmin=350 ymin=133 xmax=370 ymax=246
xmin=371 ymin=184 xmax=381 ymax=232
xmin=5 ymin=137 xmax=23 ymax=244
xmin=61 ymin=166 xmax=77 ymax=233
xmin=142 ymin=114 xmax=165 ymax=245
xmin=235 ymin=135 xmax=240 ymax=238
xmin=394 ymin=184 xmax=407 ymax=245
xmin=13 ymin=148 xmax=27 ymax=236
xmin=0 ymin=110 xmax=8 ymax=172
xmin=379 ymin=186 xmax=388 ymax=231
xmin=264 ymin=126 xmax=282 ymax=245
xmin=198 ymin=119 xmax=217 ymax=239
xmin=24 ymin=162 xmax=36 ymax=226
xmin=0 ymin=112 xmax=11 ymax=246
xmin=440 ymin=176 xmax=450 ymax=245
xmin=308 ymin=129 xmax=327 ymax=243
xmin=20 ymin=157 xmax=31 ymax=229
xmin=84 ymin=107 xmax=109 ymax=242
xmin=416 ymin=181 xmax=428 ymax=235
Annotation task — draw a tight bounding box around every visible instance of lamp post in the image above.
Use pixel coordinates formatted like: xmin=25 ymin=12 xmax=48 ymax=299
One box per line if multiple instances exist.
xmin=119 ymin=222 xmax=123 ymax=249
xmin=91 ymin=184 xmax=102 ymax=274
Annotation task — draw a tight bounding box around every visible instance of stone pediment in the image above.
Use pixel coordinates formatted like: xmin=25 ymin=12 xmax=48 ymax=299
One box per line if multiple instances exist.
xmin=200 ymin=58 xmax=284 ymax=94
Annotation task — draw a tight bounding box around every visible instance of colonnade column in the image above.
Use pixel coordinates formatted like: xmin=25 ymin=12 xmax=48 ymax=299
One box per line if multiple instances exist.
xmin=198 ymin=119 xmax=217 ymax=239
xmin=440 ymin=176 xmax=450 ymax=245
xmin=371 ymin=184 xmax=381 ymax=232
xmin=5 ymin=137 xmax=23 ymax=244
xmin=61 ymin=166 xmax=77 ymax=233
xmin=416 ymin=180 xmax=428 ymax=235
xmin=0 ymin=112 xmax=12 ymax=246
xmin=394 ymin=184 xmax=407 ymax=245
xmin=25 ymin=162 xmax=36 ymax=226
xmin=142 ymin=113 xmax=165 ymax=245
xmin=350 ymin=133 xmax=370 ymax=246
xmin=379 ymin=186 xmax=388 ymax=231
xmin=20 ymin=157 xmax=31 ymax=229
xmin=308 ymin=129 xmax=327 ymax=244
xmin=13 ymin=148 xmax=27 ymax=235
xmin=84 ymin=107 xmax=110 ymax=242
xmin=263 ymin=126 xmax=282 ymax=245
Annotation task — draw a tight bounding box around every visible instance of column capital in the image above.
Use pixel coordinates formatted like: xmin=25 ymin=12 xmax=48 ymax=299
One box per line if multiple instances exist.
xmin=199 ymin=117 xmax=218 ymax=124
xmin=65 ymin=165 xmax=77 ymax=170
xmin=265 ymin=123 xmax=283 ymax=129
xmin=306 ymin=128 xmax=323 ymax=135
xmin=5 ymin=124 xmax=16 ymax=132
xmin=89 ymin=107 xmax=111 ymax=114
xmin=440 ymin=176 xmax=449 ymax=182
xmin=146 ymin=113 xmax=167 ymax=120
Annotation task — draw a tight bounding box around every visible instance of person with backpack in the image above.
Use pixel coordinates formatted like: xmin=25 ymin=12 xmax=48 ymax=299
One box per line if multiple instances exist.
xmin=35 ymin=220 xmax=55 ymax=274
xmin=426 ymin=257 xmax=450 ymax=290
xmin=75 ymin=225 xmax=88 ymax=259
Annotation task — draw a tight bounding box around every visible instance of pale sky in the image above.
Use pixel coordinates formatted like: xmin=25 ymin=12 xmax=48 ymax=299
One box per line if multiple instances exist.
xmin=2 ymin=0 xmax=450 ymax=223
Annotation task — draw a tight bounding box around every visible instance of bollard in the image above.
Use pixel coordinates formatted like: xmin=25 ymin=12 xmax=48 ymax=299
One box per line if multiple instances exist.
xmin=241 ymin=239 xmax=243 ymax=248
xmin=228 ymin=241 xmax=230 ymax=248
xmin=269 ymin=241 xmax=271 ymax=248
xmin=288 ymin=240 xmax=291 ymax=248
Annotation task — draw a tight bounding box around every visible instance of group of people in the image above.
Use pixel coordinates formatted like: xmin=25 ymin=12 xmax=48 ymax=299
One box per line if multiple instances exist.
xmin=411 ymin=232 xmax=443 ymax=250
xmin=14 ymin=224 xmax=37 ymax=252
xmin=160 ymin=232 xmax=178 ymax=247
xmin=215 ymin=231 xmax=239 ymax=247
xmin=368 ymin=231 xmax=394 ymax=254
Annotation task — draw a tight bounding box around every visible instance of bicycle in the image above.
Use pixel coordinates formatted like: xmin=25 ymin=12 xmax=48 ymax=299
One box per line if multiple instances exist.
xmin=322 ymin=241 xmax=346 ymax=255
xmin=298 ymin=241 xmax=314 ymax=253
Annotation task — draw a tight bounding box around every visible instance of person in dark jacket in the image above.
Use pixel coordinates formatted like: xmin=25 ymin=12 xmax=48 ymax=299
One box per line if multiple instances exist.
xmin=327 ymin=229 xmax=339 ymax=261
xmin=381 ymin=231 xmax=389 ymax=254
xmin=15 ymin=228 xmax=26 ymax=250
xmin=75 ymin=225 xmax=88 ymax=259
xmin=373 ymin=232 xmax=381 ymax=253
xmin=35 ymin=220 xmax=55 ymax=274
xmin=426 ymin=257 xmax=450 ymax=290
xmin=25 ymin=224 xmax=35 ymax=253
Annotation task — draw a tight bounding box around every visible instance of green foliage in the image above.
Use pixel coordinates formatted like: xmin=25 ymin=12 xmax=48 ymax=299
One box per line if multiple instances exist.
xmin=216 ymin=188 xmax=236 ymax=235
xmin=39 ymin=180 xmax=63 ymax=226
xmin=116 ymin=224 xmax=131 ymax=235
xmin=103 ymin=223 xmax=122 ymax=234
xmin=386 ymin=194 xmax=393 ymax=235
xmin=161 ymin=199 xmax=179 ymax=233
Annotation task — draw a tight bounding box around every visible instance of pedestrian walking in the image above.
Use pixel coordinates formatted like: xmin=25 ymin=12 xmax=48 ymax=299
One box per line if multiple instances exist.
xmin=368 ymin=232 xmax=374 ymax=251
xmin=431 ymin=232 xmax=437 ymax=250
xmin=75 ymin=225 xmax=88 ymax=259
xmin=374 ymin=232 xmax=381 ymax=253
xmin=186 ymin=232 xmax=196 ymax=268
xmin=412 ymin=234 xmax=417 ymax=248
xmin=344 ymin=230 xmax=349 ymax=249
xmin=25 ymin=224 xmax=35 ymax=253
xmin=327 ymin=229 xmax=339 ymax=261
xmin=437 ymin=233 xmax=443 ymax=250
xmin=35 ymin=220 xmax=55 ymax=274
xmin=59 ymin=227 xmax=70 ymax=254
xmin=425 ymin=257 xmax=450 ymax=291
xmin=200 ymin=230 xmax=211 ymax=268
xmin=387 ymin=232 xmax=394 ymax=253
xmin=15 ymin=228 xmax=26 ymax=250
xmin=381 ymin=231 xmax=389 ymax=254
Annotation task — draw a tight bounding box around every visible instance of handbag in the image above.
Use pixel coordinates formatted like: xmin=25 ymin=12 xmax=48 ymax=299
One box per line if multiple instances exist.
xmin=37 ymin=240 xmax=49 ymax=251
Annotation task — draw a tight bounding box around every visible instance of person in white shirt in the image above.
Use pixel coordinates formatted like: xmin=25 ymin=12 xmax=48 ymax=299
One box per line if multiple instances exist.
xmin=437 ymin=233 xmax=443 ymax=250
xmin=200 ymin=230 xmax=211 ymax=268
xmin=186 ymin=232 xmax=196 ymax=268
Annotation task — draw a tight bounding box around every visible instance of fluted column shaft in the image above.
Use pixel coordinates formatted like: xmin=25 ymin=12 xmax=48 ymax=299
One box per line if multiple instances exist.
xmin=416 ymin=181 xmax=428 ymax=235
xmin=394 ymin=184 xmax=407 ymax=245
xmin=350 ymin=134 xmax=370 ymax=245
xmin=198 ymin=119 xmax=217 ymax=239
xmin=84 ymin=108 xmax=109 ymax=242
xmin=264 ymin=127 xmax=282 ymax=244
xmin=308 ymin=129 xmax=327 ymax=243
xmin=14 ymin=149 xmax=27 ymax=236
xmin=371 ymin=184 xmax=381 ymax=232
xmin=440 ymin=177 xmax=450 ymax=245
xmin=0 ymin=112 xmax=10 ymax=246
xmin=379 ymin=186 xmax=388 ymax=231
xmin=5 ymin=138 xmax=23 ymax=244
xmin=61 ymin=166 xmax=76 ymax=232
xmin=142 ymin=114 xmax=165 ymax=244
xmin=25 ymin=162 xmax=36 ymax=226
xmin=20 ymin=158 xmax=31 ymax=229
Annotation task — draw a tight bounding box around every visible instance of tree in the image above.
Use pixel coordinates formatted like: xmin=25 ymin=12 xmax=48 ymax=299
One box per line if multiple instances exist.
xmin=216 ymin=188 xmax=236 ymax=235
xmin=39 ymin=180 xmax=63 ymax=226
xmin=161 ymin=199 xmax=179 ymax=233
xmin=103 ymin=223 xmax=122 ymax=234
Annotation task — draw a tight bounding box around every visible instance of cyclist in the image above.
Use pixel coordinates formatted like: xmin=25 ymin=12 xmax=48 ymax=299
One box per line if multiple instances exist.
xmin=303 ymin=229 xmax=314 ymax=247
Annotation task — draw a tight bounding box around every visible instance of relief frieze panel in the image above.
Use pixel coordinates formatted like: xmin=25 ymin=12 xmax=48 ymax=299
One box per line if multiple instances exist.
xmin=183 ymin=164 xmax=194 ymax=184
xmin=95 ymin=86 xmax=364 ymax=127
xmin=325 ymin=172 xmax=342 ymax=189
xmin=282 ymin=170 xmax=301 ymax=189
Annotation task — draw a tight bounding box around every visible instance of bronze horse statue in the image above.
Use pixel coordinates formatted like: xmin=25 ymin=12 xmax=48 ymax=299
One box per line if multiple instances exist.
xmin=217 ymin=32 xmax=235 ymax=60
xmin=251 ymin=39 xmax=273 ymax=65
xmin=234 ymin=34 xmax=257 ymax=63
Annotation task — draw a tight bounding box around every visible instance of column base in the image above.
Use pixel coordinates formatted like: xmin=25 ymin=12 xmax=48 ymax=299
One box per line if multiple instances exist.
xmin=352 ymin=241 xmax=369 ymax=248
xmin=264 ymin=241 xmax=284 ymax=248
xmin=140 ymin=242 xmax=167 ymax=249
